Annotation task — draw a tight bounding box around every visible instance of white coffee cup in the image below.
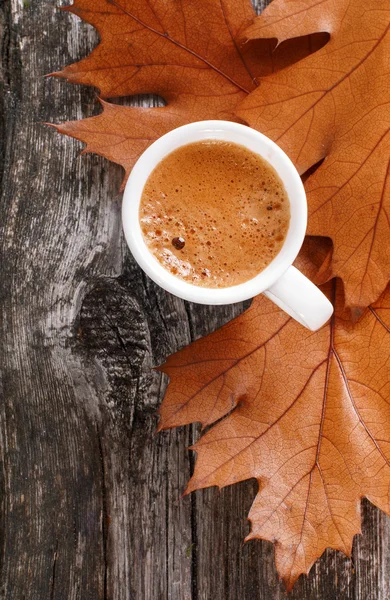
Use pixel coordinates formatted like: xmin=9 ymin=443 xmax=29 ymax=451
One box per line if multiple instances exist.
xmin=122 ymin=120 xmax=333 ymax=331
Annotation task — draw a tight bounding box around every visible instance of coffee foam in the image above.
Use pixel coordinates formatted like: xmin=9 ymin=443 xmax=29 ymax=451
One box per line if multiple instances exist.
xmin=139 ymin=140 xmax=290 ymax=288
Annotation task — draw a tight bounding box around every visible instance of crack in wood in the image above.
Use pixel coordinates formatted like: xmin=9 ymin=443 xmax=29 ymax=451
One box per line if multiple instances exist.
xmin=97 ymin=426 xmax=109 ymax=600
xmin=49 ymin=540 xmax=59 ymax=600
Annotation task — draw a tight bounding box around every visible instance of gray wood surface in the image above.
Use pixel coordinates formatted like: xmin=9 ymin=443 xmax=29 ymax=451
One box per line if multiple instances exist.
xmin=1 ymin=0 xmax=389 ymax=598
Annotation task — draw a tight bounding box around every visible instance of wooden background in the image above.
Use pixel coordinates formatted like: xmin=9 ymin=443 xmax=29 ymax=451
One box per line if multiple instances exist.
xmin=1 ymin=0 xmax=390 ymax=598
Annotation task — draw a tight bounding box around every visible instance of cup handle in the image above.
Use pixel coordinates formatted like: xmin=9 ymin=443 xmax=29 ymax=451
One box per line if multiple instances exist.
xmin=263 ymin=266 xmax=333 ymax=331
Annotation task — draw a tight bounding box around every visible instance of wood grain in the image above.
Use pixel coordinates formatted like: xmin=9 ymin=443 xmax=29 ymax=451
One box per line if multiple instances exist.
xmin=0 ymin=0 xmax=389 ymax=598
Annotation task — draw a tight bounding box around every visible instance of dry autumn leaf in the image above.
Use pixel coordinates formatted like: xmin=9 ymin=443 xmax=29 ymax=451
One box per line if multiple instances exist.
xmin=52 ymin=1 xmax=390 ymax=590
xmin=237 ymin=0 xmax=390 ymax=310
xmin=158 ymin=279 xmax=390 ymax=591
xmin=53 ymin=0 xmax=326 ymax=184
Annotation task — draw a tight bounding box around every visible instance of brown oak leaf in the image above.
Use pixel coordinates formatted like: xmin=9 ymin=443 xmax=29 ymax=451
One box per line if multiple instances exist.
xmin=158 ymin=278 xmax=390 ymax=590
xmin=53 ymin=0 xmax=326 ymax=184
xmin=237 ymin=0 xmax=390 ymax=310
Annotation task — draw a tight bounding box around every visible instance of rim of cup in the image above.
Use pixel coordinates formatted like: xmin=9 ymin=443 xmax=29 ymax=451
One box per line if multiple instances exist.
xmin=122 ymin=120 xmax=307 ymax=305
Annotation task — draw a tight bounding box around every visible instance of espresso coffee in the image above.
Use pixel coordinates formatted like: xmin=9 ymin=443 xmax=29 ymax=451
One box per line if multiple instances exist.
xmin=139 ymin=140 xmax=290 ymax=288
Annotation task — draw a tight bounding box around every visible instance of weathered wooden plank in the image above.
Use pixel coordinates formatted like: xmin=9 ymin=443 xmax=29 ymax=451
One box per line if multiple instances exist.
xmin=1 ymin=0 xmax=390 ymax=599
xmin=0 ymin=1 xmax=195 ymax=598
xmin=79 ymin=268 xmax=196 ymax=599
xmin=1 ymin=2 xmax=120 ymax=597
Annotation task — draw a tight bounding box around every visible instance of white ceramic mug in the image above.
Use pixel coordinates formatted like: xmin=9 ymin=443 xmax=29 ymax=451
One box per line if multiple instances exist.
xmin=122 ymin=120 xmax=333 ymax=331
